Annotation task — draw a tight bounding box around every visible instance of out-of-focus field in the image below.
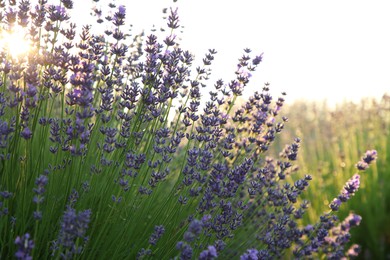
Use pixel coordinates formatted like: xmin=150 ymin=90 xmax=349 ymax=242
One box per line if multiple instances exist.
xmin=270 ymin=94 xmax=390 ymax=259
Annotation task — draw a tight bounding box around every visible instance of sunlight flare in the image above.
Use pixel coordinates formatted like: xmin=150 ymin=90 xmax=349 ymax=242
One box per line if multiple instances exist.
xmin=0 ymin=25 xmax=31 ymax=58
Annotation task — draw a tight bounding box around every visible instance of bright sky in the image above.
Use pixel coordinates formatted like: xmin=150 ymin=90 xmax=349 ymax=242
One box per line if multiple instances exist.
xmin=49 ymin=0 xmax=390 ymax=104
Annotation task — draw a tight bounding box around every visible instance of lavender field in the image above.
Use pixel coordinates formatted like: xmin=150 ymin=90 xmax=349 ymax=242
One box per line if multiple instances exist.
xmin=0 ymin=1 xmax=386 ymax=259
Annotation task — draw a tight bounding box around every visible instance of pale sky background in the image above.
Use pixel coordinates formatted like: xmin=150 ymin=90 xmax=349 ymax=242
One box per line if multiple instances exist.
xmin=66 ymin=1 xmax=390 ymax=105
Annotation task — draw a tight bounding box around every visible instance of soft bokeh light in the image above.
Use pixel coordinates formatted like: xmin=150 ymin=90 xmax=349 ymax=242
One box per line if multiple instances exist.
xmin=0 ymin=25 xmax=31 ymax=58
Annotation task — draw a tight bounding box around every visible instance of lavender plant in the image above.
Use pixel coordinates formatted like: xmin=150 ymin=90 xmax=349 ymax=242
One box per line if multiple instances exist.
xmin=0 ymin=1 xmax=377 ymax=259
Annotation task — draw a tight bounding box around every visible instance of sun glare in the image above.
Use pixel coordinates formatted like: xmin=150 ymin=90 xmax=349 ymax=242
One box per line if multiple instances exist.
xmin=0 ymin=25 xmax=31 ymax=58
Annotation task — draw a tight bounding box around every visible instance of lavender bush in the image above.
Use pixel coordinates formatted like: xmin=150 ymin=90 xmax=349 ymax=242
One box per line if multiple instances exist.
xmin=0 ymin=1 xmax=377 ymax=259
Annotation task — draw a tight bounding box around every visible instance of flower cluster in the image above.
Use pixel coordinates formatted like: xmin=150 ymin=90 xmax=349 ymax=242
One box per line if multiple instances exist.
xmin=32 ymin=174 xmax=48 ymax=220
xmin=0 ymin=190 xmax=12 ymax=216
xmin=330 ymin=149 xmax=377 ymax=211
xmin=14 ymin=233 xmax=34 ymax=260
xmin=51 ymin=206 xmax=92 ymax=259
xmin=356 ymin=149 xmax=378 ymax=171
xmin=322 ymin=213 xmax=362 ymax=259
xmin=148 ymin=225 xmax=165 ymax=246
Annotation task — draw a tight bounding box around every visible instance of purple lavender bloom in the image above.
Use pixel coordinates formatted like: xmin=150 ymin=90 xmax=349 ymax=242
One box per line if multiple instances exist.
xmin=20 ymin=127 xmax=32 ymax=140
xmin=33 ymin=211 xmax=42 ymax=220
xmin=341 ymin=213 xmax=362 ymax=230
xmin=356 ymin=149 xmax=377 ymax=170
xmin=149 ymin=225 xmax=165 ymax=246
xmin=16 ymin=0 xmax=30 ymax=26
xmin=55 ymin=206 xmax=91 ymax=258
xmin=0 ymin=190 xmax=12 ymax=199
xmin=5 ymin=7 xmax=17 ymax=25
xmin=188 ymin=219 xmax=203 ymax=237
xmin=167 ymin=8 xmax=180 ymax=29
xmin=329 ymin=198 xmax=342 ymax=211
xmin=176 ymin=241 xmax=193 ymax=260
xmin=25 ymin=84 xmax=37 ymax=97
xmin=199 ymin=245 xmax=218 ymax=260
xmin=33 ymin=175 xmax=48 ymax=195
xmin=113 ymin=5 xmax=126 ymax=26
xmin=15 ymin=233 xmax=34 ymax=260
xmin=0 ymin=193 xmax=6 ymax=213
xmin=330 ymin=174 xmax=360 ymax=211
xmin=343 ymin=174 xmax=360 ymax=196
xmin=61 ymin=0 xmax=73 ymax=9
xmin=214 ymin=240 xmax=226 ymax=252
xmin=48 ymin=5 xmax=69 ymax=22
xmin=179 ymin=218 xmax=205 ymax=247
xmin=201 ymin=214 xmax=212 ymax=224
xmin=0 ymin=202 xmax=9 ymax=216
xmin=346 ymin=244 xmax=361 ymax=258
xmin=32 ymin=174 xmax=49 ymax=206
xmin=322 ymin=213 xmax=362 ymax=259
xmin=240 ymin=249 xmax=259 ymax=260
xmin=252 ymin=54 xmax=264 ymax=65
xmin=136 ymin=248 xmax=152 ymax=259
xmin=362 ymin=150 xmax=378 ymax=164
xmin=355 ymin=161 xmax=369 ymax=171
xmin=0 ymin=120 xmax=14 ymax=148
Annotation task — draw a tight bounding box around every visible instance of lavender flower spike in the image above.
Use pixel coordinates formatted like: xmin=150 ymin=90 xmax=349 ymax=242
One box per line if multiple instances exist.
xmin=356 ymin=149 xmax=378 ymax=170
xmin=149 ymin=225 xmax=165 ymax=246
xmin=183 ymin=219 xmax=203 ymax=242
xmin=54 ymin=206 xmax=92 ymax=258
xmin=199 ymin=245 xmax=218 ymax=260
xmin=330 ymin=149 xmax=376 ymax=211
xmin=346 ymin=244 xmax=361 ymax=258
xmin=15 ymin=233 xmax=34 ymax=260
xmin=20 ymin=127 xmax=32 ymax=140
xmin=330 ymin=174 xmax=360 ymax=211
xmin=240 ymin=248 xmax=259 ymax=260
